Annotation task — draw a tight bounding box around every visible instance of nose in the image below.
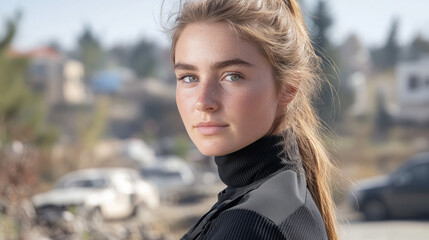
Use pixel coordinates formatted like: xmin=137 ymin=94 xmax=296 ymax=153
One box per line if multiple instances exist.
xmin=195 ymin=81 xmax=219 ymax=112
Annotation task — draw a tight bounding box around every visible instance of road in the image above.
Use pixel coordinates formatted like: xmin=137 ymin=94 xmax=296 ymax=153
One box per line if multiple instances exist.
xmin=338 ymin=207 xmax=429 ymax=240
xmin=339 ymin=220 xmax=429 ymax=240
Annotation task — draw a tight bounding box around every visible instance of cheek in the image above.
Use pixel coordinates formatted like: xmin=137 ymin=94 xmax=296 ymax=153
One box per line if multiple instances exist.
xmin=229 ymin=85 xmax=278 ymax=128
xmin=176 ymin=89 xmax=192 ymax=125
xmin=176 ymin=88 xmax=195 ymax=130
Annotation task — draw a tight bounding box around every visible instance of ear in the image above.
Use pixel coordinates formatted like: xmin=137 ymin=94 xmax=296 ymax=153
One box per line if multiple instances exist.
xmin=278 ymin=83 xmax=299 ymax=107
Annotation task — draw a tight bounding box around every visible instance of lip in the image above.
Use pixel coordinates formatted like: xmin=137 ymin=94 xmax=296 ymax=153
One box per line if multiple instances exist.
xmin=194 ymin=121 xmax=229 ymax=135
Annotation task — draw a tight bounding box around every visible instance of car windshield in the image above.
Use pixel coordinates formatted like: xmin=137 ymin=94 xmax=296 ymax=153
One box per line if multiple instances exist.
xmin=141 ymin=168 xmax=182 ymax=179
xmin=56 ymin=177 xmax=107 ymax=189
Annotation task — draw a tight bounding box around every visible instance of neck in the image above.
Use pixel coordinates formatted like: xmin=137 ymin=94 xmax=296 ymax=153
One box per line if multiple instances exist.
xmin=214 ymin=131 xmax=302 ymax=188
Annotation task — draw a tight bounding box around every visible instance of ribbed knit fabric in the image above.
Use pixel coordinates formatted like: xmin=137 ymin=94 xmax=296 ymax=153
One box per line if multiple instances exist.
xmin=201 ymin=209 xmax=286 ymax=240
xmin=214 ymin=133 xmax=300 ymax=188
xmin=181 ymin=132 xmax=328 ymax=240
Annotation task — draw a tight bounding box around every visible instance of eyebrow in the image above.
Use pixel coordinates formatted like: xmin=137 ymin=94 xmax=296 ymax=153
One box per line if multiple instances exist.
xmin=174 ymin=58 xmax=253 ymax=71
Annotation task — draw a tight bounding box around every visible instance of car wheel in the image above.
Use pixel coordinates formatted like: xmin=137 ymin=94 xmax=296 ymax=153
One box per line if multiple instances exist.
xmin=89 ymin=208 xmax=104 ymax=227
xmin=363 ymin=199 xmax=388 ymax=221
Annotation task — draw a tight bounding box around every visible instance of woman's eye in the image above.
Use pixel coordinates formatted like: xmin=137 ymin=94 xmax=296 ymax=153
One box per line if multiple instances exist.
xmin=180 ymin=75 xmax=199 ymax=83
xmin=224 ymin=74 xmax=242 ymax=82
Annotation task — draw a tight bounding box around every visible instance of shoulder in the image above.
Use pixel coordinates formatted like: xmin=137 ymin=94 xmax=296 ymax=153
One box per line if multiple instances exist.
xmin=230 ymin=170 xmax=307 ymax=224
xmin=278 ymin=203 xmax=328 ymax=240
xmin=226 ymin=170 xmax=328 ymax=239
xmin=203 ymin=204 xmax=327 ymax=240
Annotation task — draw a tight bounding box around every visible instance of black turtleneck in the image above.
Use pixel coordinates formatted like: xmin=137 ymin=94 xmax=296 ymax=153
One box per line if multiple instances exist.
xmin=181 ymin=132 xmax=328 ymax=240
xmin=214 ymin=133 xmax=300 ymax=188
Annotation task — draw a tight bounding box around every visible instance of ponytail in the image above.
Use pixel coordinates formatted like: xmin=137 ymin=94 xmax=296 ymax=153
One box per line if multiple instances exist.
xmin=283 ymin=0 xmax=302 ymax=19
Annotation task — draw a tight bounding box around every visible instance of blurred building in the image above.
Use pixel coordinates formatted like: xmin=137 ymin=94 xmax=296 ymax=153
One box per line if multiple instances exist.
xmin=24 ymin=47 xmax=64 ymax=106
xmin=338 ymin=34 xmax=372 ymax=117
xmin=347 ymin=72 xmax=369 ymax=117
xmin=63 ymin=60 xmax=87 ymax=104
xmin=339 ymin=34 xmax=371 ymax=77
xmin=90 ymin=67 xmax=135 ymax=94
xmin=107 ymin=77 xmax=177 ymax=139
xmin=396 ymin=56 xmax=429 ymax=123
xmin=10 ymin=46 xmax=90 ymax=107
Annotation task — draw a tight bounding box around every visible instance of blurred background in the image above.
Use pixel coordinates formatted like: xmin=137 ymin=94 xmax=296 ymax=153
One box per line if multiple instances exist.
xmin=1 ymin=0 xmax=429 ymax=239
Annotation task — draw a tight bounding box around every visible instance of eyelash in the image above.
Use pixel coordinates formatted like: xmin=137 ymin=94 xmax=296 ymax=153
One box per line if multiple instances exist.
xmin=177 ymin=75 xmax=198 ymax=83
xmin=177 ymin=72 xmax=244 ymax=83
xmin=223 ymin=72 xmax=243 ymax=82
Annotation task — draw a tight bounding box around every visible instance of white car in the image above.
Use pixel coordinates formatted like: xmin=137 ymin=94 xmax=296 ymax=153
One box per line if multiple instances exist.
xmin=32 ymin=168 xmax=159 ymax=225
xmin=140 ymin=156 xmax=196 ymax=201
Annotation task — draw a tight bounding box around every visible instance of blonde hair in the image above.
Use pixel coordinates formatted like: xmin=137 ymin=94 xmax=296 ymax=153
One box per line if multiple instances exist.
xmin=169 ymin=0 xmax=338 ymax=239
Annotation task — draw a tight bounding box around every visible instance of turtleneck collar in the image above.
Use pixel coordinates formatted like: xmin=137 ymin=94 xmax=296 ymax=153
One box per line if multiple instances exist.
xmin=214 ymin=131 xmax=301 ymax=188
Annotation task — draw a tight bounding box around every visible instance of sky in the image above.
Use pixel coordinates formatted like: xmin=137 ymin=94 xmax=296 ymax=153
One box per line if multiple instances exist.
xmin=1 ymin=0 xmax=428 ymax=51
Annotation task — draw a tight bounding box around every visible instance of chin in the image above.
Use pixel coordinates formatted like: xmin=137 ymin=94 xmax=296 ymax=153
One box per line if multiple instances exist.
xmin=197 ymin=145 xmax=229 ymax=157
xmin=195 ymin=140 xmax=243 ymax=156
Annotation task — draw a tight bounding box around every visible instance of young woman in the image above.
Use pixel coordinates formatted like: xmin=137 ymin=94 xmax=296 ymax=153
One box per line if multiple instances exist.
xmin=170 ymin=0 xmax=338 ymax=239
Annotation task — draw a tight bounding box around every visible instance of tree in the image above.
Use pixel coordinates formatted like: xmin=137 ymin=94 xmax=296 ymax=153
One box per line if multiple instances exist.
xmin=0 ymin=13 xmax=57 ymax=239
xmin=311 ymin=0 xmax=333 ymax=56
xmin=109 ymin=44 xmax=131 ymax=67
xmin=371 ymin=18 xmax=400 ymax=71
xmin=0 ymin=14 xmax=56 ymax=147
xmin=408 ymin=34 xmax=429 ymax=60
xmin=384 ymin=18 xmax=399 ymax=67
xmin=77 ymin=26 xmax=105 ymax=81
xmin=310 ymin=0 xmax=340 ymax=128
xmin=108 ymin=39 xmax=160 ymax=79
xmin=129 ymin=39 xmax=158 ymax=78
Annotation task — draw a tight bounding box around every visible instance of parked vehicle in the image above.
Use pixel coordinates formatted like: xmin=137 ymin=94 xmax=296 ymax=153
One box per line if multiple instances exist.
xmin=350 ymin=152 xmax=429 ymax=220
xmin=140 ymin=156 xmax=195 ymax=201
xmin=32 ymin=168 xmax=159 ymax=227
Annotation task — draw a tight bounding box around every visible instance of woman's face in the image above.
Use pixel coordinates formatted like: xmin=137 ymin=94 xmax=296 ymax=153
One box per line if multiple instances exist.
xmin=174 ymin=22 xmax=281 ymax=156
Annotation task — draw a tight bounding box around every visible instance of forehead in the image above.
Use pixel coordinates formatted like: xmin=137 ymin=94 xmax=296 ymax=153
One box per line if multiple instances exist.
xmin=174 ymin=22 xmax=265 ymax=65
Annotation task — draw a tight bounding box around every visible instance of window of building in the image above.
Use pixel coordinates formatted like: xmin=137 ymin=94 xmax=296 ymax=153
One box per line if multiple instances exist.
xmin=31 ymin=62 xmax=47 ymax=79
